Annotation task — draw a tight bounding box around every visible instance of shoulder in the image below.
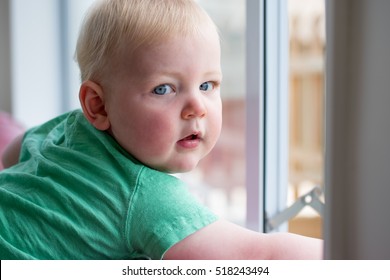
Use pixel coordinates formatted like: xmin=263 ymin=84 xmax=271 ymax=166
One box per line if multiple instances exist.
xmin=126 ymin=169 xmax=218 ymax=259
xmin=134 ymin=169 xmax=193 ymax=205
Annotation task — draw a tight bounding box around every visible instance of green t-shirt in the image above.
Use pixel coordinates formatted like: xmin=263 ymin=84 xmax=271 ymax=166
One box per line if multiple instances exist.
xmin=0 ymin=110 xmax=217 ymax=259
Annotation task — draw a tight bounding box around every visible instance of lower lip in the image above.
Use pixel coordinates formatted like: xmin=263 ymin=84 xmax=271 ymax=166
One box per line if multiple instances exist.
xmin=177 ymin=138 xmax=201 ymax=149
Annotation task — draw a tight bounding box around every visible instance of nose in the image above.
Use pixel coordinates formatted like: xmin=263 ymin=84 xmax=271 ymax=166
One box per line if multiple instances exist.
xmin=181 ymin=91 xmax=207 ymax=120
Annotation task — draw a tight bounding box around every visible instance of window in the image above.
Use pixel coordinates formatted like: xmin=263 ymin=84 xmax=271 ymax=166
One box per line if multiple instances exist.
xmin=286 ymin=0 xmax=325 ymax=238
xmin=245 ymin=0 xmax=326 ymax=235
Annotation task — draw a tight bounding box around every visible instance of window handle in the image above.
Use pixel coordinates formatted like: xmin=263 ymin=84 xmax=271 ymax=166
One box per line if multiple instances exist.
xmin=266 ymin=186 xmax=324 ymax=231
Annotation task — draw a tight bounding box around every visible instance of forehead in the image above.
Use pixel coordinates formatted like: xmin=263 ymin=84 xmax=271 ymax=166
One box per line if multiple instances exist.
xmin=123 ymin=29 xmax=221 ymax=71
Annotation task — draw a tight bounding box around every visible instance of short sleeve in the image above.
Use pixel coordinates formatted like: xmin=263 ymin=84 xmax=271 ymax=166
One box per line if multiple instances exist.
xmin=126 ymin=167 xmax=218 ymax=259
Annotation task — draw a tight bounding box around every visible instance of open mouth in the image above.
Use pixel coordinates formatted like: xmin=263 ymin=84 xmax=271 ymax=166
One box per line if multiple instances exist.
xmin=183 ymin=134 xmax=199 ymax=140
xmin=177 ymin=133 xmax=201 ymax=148
xmin=179 ymin=131 xmax=201 ymax=141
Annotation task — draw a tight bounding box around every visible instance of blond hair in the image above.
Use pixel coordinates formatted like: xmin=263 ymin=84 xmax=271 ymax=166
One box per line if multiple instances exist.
xmin=75 ymin=0 xmax=219 ymax=82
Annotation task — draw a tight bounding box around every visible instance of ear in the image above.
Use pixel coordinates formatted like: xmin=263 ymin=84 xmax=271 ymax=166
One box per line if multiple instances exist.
xmin=79 ymin=80 xmax=110 ymax=131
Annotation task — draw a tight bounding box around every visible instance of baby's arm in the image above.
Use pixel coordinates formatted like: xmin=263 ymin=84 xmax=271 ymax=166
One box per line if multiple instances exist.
xmin=164 ymin=219 xmax=323 ymax=260
xmin=1 ymin=133 xmax=24 ymax=169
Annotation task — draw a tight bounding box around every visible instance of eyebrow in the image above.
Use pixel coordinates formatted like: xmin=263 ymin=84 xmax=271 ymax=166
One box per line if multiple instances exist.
xmin=201 ymin=72 xmax=223 ymax=82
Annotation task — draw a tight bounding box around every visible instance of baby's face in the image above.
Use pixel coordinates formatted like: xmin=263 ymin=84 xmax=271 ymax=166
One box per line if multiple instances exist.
xmin=103 ymin=29 xmax=222 ymax=173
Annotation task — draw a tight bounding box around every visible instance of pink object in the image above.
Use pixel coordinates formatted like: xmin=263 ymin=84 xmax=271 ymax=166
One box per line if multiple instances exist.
xmin=0 ymin=112 xmax=25 ymax=170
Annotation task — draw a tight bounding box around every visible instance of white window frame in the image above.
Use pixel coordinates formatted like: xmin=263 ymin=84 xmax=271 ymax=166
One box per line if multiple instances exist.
xmin=246 ymin=0 xmax=289 ymax=232
xmin=264 ymin=0 xmax=289 ymax=232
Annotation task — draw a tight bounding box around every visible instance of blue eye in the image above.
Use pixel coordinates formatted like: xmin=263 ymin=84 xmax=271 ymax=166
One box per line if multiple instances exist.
xmin=199 ymin=81 xmax=214 ymax=92
xmin=153 ymin=84 xmax=174 ymax=95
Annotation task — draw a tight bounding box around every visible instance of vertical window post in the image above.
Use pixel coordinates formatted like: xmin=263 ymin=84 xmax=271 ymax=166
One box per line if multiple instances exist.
xmin=264 ymin=0 xmax=289 ymax=232
xmin=246 ymin=0 xmax=266 ymax=232
xmin=246 ymin=0 xmax=289 ymax=232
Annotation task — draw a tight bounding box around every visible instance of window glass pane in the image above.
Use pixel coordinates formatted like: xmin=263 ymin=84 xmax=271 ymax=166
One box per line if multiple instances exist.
xmin=288 ymin=0 xmax=325 ymax=238
xmin=180 ymin=0 xmax=247 ymax=226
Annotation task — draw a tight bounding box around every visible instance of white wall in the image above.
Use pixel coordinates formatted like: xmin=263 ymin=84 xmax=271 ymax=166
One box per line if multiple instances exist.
xmin=10 ymin=0 xmax=63 ymax=127
xmin=9 ymin=0 xmax=93 ymax=128
xmin=324 ymin=0 xmax=390 ymax=259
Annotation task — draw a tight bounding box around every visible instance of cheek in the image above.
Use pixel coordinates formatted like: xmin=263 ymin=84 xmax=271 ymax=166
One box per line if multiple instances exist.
xmin=209 ymin=102 xmax=223 ymax=140
xmin=127 ymin=113 xmax=176 ymax=155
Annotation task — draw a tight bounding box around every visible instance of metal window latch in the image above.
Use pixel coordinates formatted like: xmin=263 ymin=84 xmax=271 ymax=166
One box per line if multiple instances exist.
xmin=266 ymin=186 xmax=325 ymax=232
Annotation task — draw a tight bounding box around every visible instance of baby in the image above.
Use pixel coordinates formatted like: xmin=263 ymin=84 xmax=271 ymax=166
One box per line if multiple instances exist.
xmin=0 ymin=0 xmax=322 ymax=259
